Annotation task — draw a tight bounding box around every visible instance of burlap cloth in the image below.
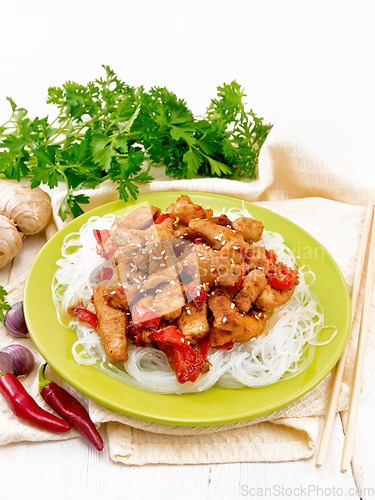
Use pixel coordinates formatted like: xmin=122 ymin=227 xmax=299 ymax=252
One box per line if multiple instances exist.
xmin=1 ymin=115 xmax=374 ymax=465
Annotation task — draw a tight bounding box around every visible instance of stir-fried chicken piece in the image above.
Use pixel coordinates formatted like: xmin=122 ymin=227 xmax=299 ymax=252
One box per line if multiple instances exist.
xmin=254 ymin=284 xmax=296 ymax=312
xmin=174 ymin=225 xmax=199 ymax=241
xmin=140 ymin=264 xmax=182 ymax=293
xmin=167 ymin=194 xmax=213 ymax=226
xmin=182 ymin=244 xmax=234 ymax=287
xmin=130 ymin=296 xmax=155 ymax=344
xmin=211 ymin=214 xmax=233 ymax=227
xmin=115 ymin=259 xmax=147 ymax=285
xmin=92 ymin=286 xmax=128 ymax=364
xmin=132 ymin=249 xmax=149 ymax=273
xmin=234 ymin=269 xmax=267 ymax=313
xmin=214 ymin=264 xmax=244 ymax=289
xmin=102 ymin=286 xmax=130 ymax=312
xmin=188 ymin=219 xmax=240 ymax=250
xmin=232 ymin=217 xmax=264 ymax=243
xmin=152 ymin=281 xmax=185 ymax=321
xmin=177 ymin=301 xmax=209 ymax=343
xmin=220 ymin=236 xmax=250 ymax=264
xmin=208 ymin=326 xmax=233 ymax=347
xmin=244 ymin=246 xmax=267 ymax=272
xmin=142 ymin=216 xmax=175 ymax=243
xmin=208 ymin=288 xmax=267 ymax=343
xmin=208 ymin=306 xmax=267 ymax=346
xmin=115 ymin=260 xmax=145 ymax=304
xmin=110 ymin=227 xmax=146 ymax=248
xmin=111 ymin=205 xmax=160 ymax=231
xmin=182 ymin=244 xmax=247 ymax=290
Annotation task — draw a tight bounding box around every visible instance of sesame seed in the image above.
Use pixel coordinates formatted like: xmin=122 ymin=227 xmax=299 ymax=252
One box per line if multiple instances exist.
xmin=210 ymin=268 xmax=216 ymax=272
xmin=186 ymin=309 xmax=191 ymax=315
xmin=223 ymin=317 xmax=227 ymax=323
xmin=166 ymin=292 xmax=171 ymax=295
xmin=199 ymin=326 xmax=203 ymax=331
xmin=231 ymin=303 xmax=235 ymax=309
xmin=200 ymin=257 xmax=205 ymax=260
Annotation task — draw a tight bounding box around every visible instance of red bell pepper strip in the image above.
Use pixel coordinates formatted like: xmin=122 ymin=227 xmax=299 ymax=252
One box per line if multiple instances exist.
xmin=67 ymin=303 xmax=99 ymax=329
xmin=186 ymin=280 xmax=207 ymax=312
xmin=171 ymin=344 xmax=208 ymax=384
xmin=38 ymin=364 xmax=103 ymax=451
xmin=153 ymin=326 xmax=208 ymax=383
xmin=131 ymin=305 xmax=161 ymax=330
xmin=215 ymin=341 xmax=234 ymax=350
xmin=266 ymin=260 xmax=298 ymax=291
xmin=197 ymin=336 xmax=210 ymax=358
xmin=0 ymin=371 xmax=71 ymax=433
xmin=96 ymin=266 xmax=113 ymax=282
xmin=93 ymin=229 xmax=117 ymax=260
xmin=154 ymin=213 xmax=169 ymax=225
xmin=149 ymin=325 xmax=187 ymax=346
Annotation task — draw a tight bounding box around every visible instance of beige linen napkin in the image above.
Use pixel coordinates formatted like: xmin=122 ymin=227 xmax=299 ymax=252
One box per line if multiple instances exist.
xmin=1 ymin=115 xmax=375 ymax=464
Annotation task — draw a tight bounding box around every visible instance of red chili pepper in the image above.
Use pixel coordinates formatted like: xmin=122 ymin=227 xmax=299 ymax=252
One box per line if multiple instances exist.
xmin=67 ymin=303 xmax=99 ymax=329
xmin=93 ymin=229 xmax=117 ymax=259
xmin=0 ymin=371 xmax=71 ymax=433
xmin=131 ymin=305 xmax=161 ymax=330
xmin=154 ymin=213 xmax=169 ymax=225
xmin=38 ymin=364 xmax=103 ymax=451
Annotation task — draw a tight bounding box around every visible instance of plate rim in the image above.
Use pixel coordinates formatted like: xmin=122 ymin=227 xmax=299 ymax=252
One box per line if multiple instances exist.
xmin=24 ymin=191 xmax=351 ymax=426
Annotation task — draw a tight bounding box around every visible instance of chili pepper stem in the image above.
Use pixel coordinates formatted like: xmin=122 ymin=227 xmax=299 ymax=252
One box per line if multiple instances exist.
xmin=38 ymin=363 xmax=53 ymax=391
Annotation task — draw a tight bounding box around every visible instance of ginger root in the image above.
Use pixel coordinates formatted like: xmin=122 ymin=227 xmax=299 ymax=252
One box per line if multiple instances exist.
xmin=0 ymin=180 xmax=52 ymax=235
xmin=0 ymin=215 xmax=24 ymax=269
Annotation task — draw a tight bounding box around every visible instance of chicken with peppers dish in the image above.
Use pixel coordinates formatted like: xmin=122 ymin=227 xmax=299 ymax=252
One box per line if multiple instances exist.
xmin=65 ymin=195 xmax=299 ymax=384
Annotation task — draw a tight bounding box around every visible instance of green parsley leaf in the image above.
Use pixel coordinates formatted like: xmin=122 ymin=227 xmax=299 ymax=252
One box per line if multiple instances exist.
xmin=0 ymin=285 xmax=11 ymax=325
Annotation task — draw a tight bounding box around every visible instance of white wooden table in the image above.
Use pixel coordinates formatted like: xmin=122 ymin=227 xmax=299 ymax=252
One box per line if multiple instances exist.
xmin=1 ymin=234 xmax=374 ymax=500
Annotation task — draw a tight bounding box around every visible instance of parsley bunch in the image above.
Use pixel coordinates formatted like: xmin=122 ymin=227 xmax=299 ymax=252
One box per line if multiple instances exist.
xmin=0 ymin=66 xmax=272 ymax=221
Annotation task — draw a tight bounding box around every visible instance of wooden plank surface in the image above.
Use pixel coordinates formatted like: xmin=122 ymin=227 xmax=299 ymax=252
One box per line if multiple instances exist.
xmin=0 ymin=234 xmax=373 ymax=499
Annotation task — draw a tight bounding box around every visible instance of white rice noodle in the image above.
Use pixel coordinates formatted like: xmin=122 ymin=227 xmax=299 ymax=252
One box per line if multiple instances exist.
xmin=52 ymin=205 xmax=337 ymax=395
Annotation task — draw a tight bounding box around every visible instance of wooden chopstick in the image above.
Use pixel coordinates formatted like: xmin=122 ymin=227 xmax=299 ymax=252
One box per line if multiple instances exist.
xmin=340 ymin=204 xmax=375 ymax=473
xmin=315 ymin=203 xmax=375 ymax=469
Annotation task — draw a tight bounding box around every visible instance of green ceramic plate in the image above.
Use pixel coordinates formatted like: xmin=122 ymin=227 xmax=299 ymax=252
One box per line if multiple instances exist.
xmin=24 ymin=192 xmax=351 ymax=426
